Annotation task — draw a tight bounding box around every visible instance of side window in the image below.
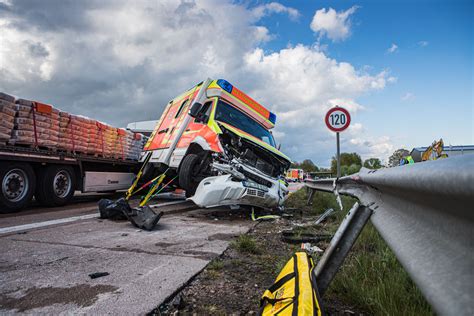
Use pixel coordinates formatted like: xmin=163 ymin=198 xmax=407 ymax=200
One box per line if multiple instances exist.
xmin=195 ymin=101 xmax=213 ymax=123
xmin=175 ymin=100 xmax=189 ymax=119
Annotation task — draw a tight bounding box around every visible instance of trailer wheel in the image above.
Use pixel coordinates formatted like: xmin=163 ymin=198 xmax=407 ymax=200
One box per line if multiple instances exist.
xmin=35 ymin=165 xmax=76 ymax=207
xmin=0 ymin=163 xmax=36 ymax=212
xmin=179 ymin=154 xmax=202 ymax=197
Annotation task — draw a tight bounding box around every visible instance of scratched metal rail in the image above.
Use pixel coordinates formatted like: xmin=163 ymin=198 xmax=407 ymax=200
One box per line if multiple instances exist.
xmin=305 ymin=154 xmax=474 ymax=316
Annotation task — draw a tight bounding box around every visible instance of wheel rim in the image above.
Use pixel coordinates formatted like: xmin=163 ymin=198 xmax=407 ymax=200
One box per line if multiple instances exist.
xmin=53 ymin=170 xmax=72 ymax=198
xmin=2 ymin=168 xmax=28 ymax=202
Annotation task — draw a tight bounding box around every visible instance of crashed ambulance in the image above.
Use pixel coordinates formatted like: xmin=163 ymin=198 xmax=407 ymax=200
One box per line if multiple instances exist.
xmin=142 ymin=78 xmax=291 ymax=209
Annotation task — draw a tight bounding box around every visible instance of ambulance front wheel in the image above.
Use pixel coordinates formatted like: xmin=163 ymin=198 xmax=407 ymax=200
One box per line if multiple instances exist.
xmin=178 ymin=154 xmax=202 ymax=198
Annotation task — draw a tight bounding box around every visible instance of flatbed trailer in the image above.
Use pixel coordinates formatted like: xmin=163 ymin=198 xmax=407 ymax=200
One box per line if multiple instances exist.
xmin=0 ymin=144 xmax=139 ymax=211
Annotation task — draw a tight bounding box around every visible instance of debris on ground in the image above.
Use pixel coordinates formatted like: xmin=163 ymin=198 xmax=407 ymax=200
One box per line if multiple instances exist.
xmin=98 ymin=198 xmax=163 ymax=231
xmin=88 ymin=272 xmax=110 ymax=279
xmin=122 ymin=206 xmax=163 ymax=231
xmin=98 ymin=198 xmax=129 ymax=220
xmin=301 ymin=242 xmax=323 ymax=253
xmin=251 ymin=207 xmax=281 ymax=221
xmin=156 ymin=210 xmax=357 ymax=315
xmin=281 ymin=229 xmax=332 ymax=244
xmin=315 ymin=208 xmax=336 ymax=225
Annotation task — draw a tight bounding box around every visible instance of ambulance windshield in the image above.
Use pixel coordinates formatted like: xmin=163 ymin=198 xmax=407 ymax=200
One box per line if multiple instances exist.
xmin=215 ymin=100 xmax=276 ymax=147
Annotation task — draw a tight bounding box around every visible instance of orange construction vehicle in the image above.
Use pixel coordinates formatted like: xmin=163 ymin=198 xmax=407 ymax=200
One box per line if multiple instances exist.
xmin=140 ymin=78 xmax=291 ymax=209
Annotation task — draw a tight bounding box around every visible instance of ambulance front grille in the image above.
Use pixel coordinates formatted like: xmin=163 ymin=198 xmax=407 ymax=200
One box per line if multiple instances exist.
xmin=247 ymin=188 xmax=265 ymax=198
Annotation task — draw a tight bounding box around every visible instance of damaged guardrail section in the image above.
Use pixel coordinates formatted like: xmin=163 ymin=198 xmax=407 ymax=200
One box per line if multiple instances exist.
xmin=305 ymin=154 xmax=474 ymax=316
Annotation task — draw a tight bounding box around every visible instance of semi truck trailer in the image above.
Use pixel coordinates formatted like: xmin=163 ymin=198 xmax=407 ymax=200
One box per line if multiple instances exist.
xmin=0 ymin=92 xmax=144 ymax=212
xmin=0 ymin=145 xmax=139 ymax=211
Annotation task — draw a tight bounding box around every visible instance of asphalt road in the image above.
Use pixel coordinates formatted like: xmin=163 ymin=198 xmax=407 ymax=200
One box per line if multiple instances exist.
xmin=0 ymin=199 xmax=253 ymax=314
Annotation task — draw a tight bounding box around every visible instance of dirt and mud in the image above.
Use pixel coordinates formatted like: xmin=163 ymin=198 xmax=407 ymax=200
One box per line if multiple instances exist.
xmin=157 ymin=206 xmax=359 ymax=315
xmin=0 ymin=284 xmax=118 ymax=312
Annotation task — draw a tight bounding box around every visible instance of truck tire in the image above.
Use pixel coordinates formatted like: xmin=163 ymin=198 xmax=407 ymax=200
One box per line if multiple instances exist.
xmin=178 ymin=154 xmax=201 ymax=197
xmin=0 ymin=163 xmax=36 ymax=212
xmin=35 ymin=165 xmax=76 ymax=207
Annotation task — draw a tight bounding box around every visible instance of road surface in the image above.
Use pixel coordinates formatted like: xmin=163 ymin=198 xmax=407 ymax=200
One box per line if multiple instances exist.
xmin=0 ymin=198 xmax=253 ymax=314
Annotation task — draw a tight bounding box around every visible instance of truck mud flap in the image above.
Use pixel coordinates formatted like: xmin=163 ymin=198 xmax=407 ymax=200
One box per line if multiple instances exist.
xmin=122 ymin=206 xmax=163 ymax=231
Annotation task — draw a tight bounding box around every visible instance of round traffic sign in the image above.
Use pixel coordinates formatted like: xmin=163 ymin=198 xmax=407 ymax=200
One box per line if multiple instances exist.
xmin=325 ymin=107 xmax=351 ymax=132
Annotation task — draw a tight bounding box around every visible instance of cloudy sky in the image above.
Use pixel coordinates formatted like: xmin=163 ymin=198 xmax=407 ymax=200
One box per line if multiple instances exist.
xmin=0 ymin=0 xmax=472 ymax=166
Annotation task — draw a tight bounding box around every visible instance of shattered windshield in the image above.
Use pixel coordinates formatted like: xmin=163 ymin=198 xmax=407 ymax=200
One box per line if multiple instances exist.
xmin=215 ymin=100 xmax=276 ymax=147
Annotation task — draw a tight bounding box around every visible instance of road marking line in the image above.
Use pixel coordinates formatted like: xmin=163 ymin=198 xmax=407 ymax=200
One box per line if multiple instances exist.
xmin=0 ymin=213 xmax=98 ymax=234
xmin=0 ymin=201 xmax=190 ymax=235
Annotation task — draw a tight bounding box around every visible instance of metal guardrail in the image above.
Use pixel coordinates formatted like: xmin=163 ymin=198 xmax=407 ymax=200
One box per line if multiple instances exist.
xmin=306 ymin=154 xmax=474 ymax=316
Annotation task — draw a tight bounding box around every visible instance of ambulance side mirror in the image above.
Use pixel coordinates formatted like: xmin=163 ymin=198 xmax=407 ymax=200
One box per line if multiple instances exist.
xmin=277 ymin=143 xmax=281 ymax=150
xmin=189 ymin=102 xmax=202 ymax=118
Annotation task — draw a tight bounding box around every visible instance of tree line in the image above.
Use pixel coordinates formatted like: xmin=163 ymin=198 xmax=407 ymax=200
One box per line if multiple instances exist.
xmin=291 ymin=153 xmax=383 ymax=177
xmin=291 ymin=147 xmax=415 ymax=177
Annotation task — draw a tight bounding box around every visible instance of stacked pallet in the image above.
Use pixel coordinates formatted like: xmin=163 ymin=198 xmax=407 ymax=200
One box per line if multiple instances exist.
xmin=0 ymin=91 xmax=146 ymax=160
xmin=129 ymin=133 xmax=147 ymax=161
xmin=0 ymin=93 xmax=16 ymax=145
xmin=11 ymin=99 xmax=59 ymax=148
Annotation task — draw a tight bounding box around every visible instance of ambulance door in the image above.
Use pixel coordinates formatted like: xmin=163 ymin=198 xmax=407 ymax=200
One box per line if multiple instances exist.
xmin=144 ymin=98 xmax=191 ymax=151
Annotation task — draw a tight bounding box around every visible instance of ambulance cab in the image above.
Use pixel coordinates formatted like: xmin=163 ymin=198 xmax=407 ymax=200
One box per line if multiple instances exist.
xmin=143 ymin=79 xmax=291 ymax=209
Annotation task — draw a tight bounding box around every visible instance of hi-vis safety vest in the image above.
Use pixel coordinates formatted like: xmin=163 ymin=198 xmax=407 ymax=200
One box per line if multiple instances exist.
xmin=259 ymin=252 xmax=324 ymax=316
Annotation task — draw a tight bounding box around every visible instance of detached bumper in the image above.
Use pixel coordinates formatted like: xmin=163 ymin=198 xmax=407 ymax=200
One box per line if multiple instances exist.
xmin=189 ymin=174 xmax=288 ymax=209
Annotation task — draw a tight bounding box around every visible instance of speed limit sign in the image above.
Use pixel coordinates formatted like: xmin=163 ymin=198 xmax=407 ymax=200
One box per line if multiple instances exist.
xmin=325 ymin=106 xmax=351 ymax=178
xmin=325 ymin=107 xmax=351 ymax=132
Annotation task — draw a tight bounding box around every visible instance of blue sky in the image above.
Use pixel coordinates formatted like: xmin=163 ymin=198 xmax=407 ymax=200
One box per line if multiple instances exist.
xmin=0 ymin=0 xmax=472 ymax=166
xmin=256 ymin=0 xmax=473 ymax=149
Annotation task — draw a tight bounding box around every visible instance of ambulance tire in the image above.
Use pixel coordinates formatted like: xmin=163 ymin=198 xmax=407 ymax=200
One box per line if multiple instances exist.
xmin=179 ymin=154 xmax=201 ymax=198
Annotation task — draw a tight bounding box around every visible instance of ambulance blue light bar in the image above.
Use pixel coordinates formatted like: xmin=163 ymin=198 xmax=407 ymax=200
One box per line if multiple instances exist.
xmin=217 ymin=79 xmax=233 ymax=93
xmin=269 ymin=112 xmax=277 ymax=124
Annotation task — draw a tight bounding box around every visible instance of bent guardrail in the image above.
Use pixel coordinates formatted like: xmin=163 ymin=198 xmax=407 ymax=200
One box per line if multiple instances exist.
xmin=306 ymin=154 xmax=474 ymax=316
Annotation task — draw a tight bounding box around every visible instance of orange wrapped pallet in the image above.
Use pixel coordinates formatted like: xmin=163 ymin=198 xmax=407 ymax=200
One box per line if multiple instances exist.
xmin=0 ymin=91 xmax=147 ymax=211
xmin=0 ymin=93 xmax=16 ymax=144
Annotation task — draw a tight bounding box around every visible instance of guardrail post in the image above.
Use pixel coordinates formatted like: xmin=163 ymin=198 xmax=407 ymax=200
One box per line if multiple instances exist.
xmin=306 ymin=188 xmax=315 ymax=205
xmin=315 ymin=202 xmax=373 ymax=295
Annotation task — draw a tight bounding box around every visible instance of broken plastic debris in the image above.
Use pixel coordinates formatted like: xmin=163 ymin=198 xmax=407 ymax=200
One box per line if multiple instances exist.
xmin=301 ymin=242 xmax=323 ymax=253
xmin=251 ymin=207 xmax=280 ymax=221
xmin=122 ymin=206 xmax=163 ymax=231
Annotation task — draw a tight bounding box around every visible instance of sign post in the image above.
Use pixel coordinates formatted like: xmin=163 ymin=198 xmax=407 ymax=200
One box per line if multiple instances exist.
xmin=325 ymin=106 xmax=351 ymax=178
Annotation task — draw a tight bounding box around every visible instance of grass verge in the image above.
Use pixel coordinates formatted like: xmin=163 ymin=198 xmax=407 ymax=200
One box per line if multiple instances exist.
xmin=286 ymin=189 xmax=432 ymax=315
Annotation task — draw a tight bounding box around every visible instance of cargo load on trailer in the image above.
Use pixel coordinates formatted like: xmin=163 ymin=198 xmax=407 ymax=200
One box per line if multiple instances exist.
xmin=139 ymin=78 xmax=291 ymax=210
xmin=0 ymin=92 xmax=146 ymax=211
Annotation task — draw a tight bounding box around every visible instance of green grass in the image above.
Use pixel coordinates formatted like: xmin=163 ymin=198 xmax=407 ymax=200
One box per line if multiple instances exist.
xmin=231 ymin=235 xmax=260 ymax=254
xmin=285 ymin=188 xmax=432 ymax=315
xmin=207 ymin=259 xmax=224 ymax=271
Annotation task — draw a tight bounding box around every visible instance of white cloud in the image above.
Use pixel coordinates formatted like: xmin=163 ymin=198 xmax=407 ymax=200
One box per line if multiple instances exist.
xmin=0 ymin=0 xmax=393 ymax=166
xmin=349 ymin=135 xmax=394 ymax=162
xmin=242 ymin=44 xmax=394 ymax=163
xmin=310 ymin=6 xmax=358 ymax=41
xmin=418 ymin=40 xmax=429 ymax=47
xmin=387 ymin=43 xmax=398 ymax=53
xmin=252 ymin=2 xmax=300 ymax=20
xmin=401 ymin=92 xmax=415 ymax=101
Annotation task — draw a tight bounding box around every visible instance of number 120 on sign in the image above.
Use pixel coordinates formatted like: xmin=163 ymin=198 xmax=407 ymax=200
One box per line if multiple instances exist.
xmin=325 ymin=107 xmax=351 ymax=132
